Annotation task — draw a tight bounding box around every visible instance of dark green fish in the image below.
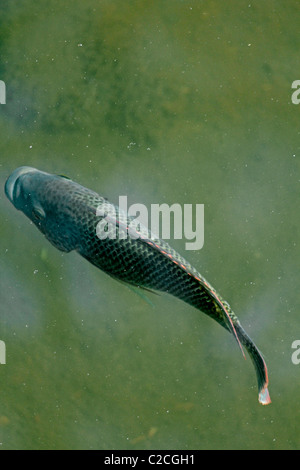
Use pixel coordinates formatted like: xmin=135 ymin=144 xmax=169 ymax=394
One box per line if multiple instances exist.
xmin=5 ymin=166 xmax=271 ymax=405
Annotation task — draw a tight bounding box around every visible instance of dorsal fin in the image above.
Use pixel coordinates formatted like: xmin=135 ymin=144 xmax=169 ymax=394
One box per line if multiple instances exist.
xmin=141 ymin=236 xmax=245 ymax=356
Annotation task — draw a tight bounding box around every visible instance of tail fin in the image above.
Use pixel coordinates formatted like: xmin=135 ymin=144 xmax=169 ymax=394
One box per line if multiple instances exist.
xmin=235 ymin=323 xmax=271 ymax=405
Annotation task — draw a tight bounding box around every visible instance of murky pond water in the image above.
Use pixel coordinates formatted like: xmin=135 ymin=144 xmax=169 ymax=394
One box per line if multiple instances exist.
xmin=0 ymin=0 xmax=299 ymax=450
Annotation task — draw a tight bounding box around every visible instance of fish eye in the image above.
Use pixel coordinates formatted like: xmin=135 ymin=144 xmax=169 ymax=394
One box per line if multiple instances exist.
xmin=32 ymin=206 xmax=45 ymax=221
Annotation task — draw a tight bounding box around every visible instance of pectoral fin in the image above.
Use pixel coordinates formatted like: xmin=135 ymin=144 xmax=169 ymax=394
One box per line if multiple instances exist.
xmin=109 ymin=275 xmax=159 ymax=308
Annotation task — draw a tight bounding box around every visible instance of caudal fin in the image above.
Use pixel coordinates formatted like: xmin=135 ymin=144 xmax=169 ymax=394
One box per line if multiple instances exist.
xmin=235 ymin=323 xmax=271 ymax=405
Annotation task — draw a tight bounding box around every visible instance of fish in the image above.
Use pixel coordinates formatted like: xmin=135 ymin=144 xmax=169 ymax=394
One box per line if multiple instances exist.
xmin=4 ymin=166 xmax=271 ymax=405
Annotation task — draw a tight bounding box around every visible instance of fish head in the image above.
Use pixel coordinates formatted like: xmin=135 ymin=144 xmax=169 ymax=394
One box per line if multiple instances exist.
xmin=5 ymin=166 xmax=82 ymax=252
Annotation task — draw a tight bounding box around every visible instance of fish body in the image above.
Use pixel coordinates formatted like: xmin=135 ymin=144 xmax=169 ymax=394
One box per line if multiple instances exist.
xmin=5 ymin=166 xmax=271 ymax=405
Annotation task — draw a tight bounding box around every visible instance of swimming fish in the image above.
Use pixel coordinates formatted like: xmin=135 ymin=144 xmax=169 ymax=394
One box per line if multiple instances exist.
xmin=4 ymin=166 xmax=271 ymax=405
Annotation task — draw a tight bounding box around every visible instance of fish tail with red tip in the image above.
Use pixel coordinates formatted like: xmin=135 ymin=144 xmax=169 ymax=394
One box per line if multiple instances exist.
xmin=235 ymin=323 xmax=271 ymax=405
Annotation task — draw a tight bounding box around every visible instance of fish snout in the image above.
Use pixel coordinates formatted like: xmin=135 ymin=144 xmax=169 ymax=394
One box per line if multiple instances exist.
xmin=4 ymin=166 xmax=39 ymax=204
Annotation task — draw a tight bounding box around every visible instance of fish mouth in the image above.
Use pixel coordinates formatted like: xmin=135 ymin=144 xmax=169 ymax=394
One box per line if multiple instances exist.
xmin=4 ymin=166 xmax=38 ymax=203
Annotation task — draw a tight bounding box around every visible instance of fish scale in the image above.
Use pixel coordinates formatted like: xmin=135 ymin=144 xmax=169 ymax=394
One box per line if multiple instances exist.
xmin=4 ymin=166 xmax=271 ymax=405
xmin=81 ymin=219 xmax=235 ymax=332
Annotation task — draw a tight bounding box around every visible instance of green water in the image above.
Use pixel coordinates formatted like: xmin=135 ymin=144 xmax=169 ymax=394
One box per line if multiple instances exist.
xmin=0 ymin=0 xmax=299 ymax=450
